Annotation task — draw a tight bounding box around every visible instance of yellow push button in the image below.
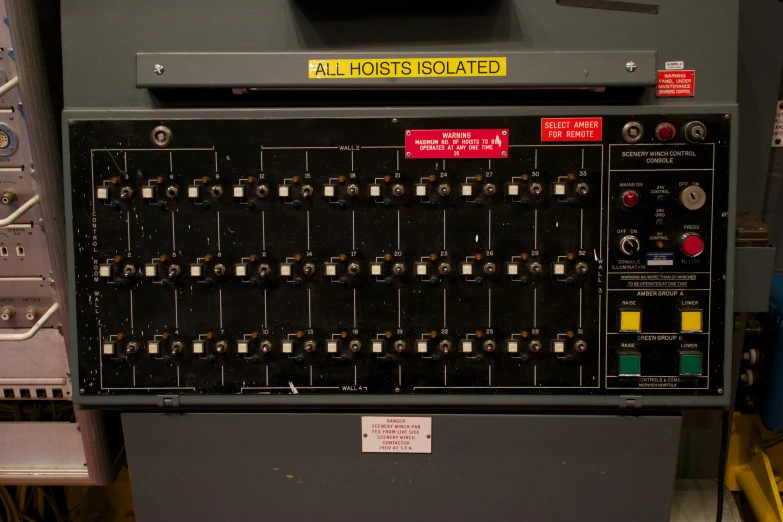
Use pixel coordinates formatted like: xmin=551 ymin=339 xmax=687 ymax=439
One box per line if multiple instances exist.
xmin=619 ymin=310 xmax=642 ymax=332
xmin=681 ymin=311 xmax=703 ymax=332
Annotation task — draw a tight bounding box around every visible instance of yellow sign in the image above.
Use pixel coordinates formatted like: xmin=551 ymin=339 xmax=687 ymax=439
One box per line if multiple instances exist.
xmin=308 ymin=57 xmax=506 ymax=79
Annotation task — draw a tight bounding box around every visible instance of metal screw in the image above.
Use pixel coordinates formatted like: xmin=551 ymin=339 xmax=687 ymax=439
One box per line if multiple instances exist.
xmin=153 ymin=64 xmax=165 ymax=75
xmin=79 ymin=388 xmax=85 ymax=394
xmin=625 ymin=61 xmax=637 ymax=72
xmin=717 ymin=387 xmax=724 ymax=395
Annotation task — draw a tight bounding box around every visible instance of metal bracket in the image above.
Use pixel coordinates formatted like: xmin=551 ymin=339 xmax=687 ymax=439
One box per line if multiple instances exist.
xmin=156 ymin=395 xmax=180 ymax=408
xmin=620 ymin=396 xmax=642 ymax=408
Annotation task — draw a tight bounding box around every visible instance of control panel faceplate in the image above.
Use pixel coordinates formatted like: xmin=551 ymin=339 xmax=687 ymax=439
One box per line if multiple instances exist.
xmin=66 ymin=114 xmax=730 ymax=402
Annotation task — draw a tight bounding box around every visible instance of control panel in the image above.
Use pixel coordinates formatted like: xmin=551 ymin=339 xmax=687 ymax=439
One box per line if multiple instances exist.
xmin=0 ymin=0 xmax=68 ymax=402
xmin=66 ymin=114 xmax=730 ymax=404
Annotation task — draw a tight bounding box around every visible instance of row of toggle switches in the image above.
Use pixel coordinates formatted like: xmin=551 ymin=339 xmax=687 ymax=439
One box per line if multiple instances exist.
xmin=96 ymin=176 xmax=590 ymax=205
xmin=102 ymin=336 xmax=588 ymax=357
xmin=99 ymin=255 xmax=590 ymax=283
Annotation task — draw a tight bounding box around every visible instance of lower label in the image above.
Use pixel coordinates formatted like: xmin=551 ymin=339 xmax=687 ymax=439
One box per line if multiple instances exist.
xmin=361 ymin=416 xmax=432 ymax=454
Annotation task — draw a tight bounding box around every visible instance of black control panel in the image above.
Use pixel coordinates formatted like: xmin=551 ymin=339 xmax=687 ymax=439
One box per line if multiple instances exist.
xmin=66 ymin=114 xmax=729 ymax=400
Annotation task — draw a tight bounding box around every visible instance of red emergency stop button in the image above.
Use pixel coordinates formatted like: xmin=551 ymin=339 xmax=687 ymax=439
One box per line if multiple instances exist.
xmin=622 ymin=190 xmax=639 ymax=208
xmin=681 ymin=233 xmax=705 ymax=257
xmin=655 ymin=122 xmax=677 ymax=142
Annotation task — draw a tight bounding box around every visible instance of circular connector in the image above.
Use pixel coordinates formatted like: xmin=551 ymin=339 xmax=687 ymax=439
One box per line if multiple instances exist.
xmin=439 ymin=340 xmax=452 ymax=354
xmin=392 ymin=184 xmax=405 ymax=197
xmin=680 ymin=185 xmax=707 ymax=211
xmin=349 ymin=340 xmax=361 ymax=353
xmin=392 ymin=263 xmax=405 ymax=275
xmin=529 ymin=183 xmax=543 ymax=196
xmin=150 ymin=125 xmax=172 ymax=147
xmin=301 ymin=185 xmax=314 ymax=198
xmin=0 ymin=306 xmax=15 ymax=321
xmin=684 ymin=121 xmax=707 ymax=143
xmin=166 ymin=185 xmax=179 ymax=199
xmin=483 ymin=263 xmax=496 ymax=275
xmin=303 ymin=263 xmax=315 ymax=276
xmin=576 ymin=262 xmax=588 ymax=274
xmin=258 ymin=264 xmax=271 ymax=277
xmin=438 ymin=262 xmax=451 ymax=275
xmin=528 ymin=340 xmax=541 ymax=353
xmin=483 ymin=184 xmax=496 ymax=196
xmin=213 ymin=264 xmax=226 ymax=276
xmin=126 ymin=341 xmax=139 ymax=354
xmin=529 ymin=262 xmax=542 ymax=275
xmin=574 ymin=340 xmax=587 ymax=353
xmin=1 ymin=190 xmax=17 ymax=204
xmin=260 ymin=340 xmax=272 ymax=353
xmin=438 ymin=184 xmax=450 ymax=197
xmin=304 ymin=340 xmax=316 ymax=353
xmin=24 ymin=306 xmax=39 ymax=321
xmin=216 ymin=341 xmax=228 ymax=353
xmin=171 ymin=341 xmax=183 ymax=354
xmin=348 ymin=263 xmax=360 ymax=275
xmin=346 ymin=184 xmax=359 ymax=197
xmin=120 ymin=186 xmax=133 ymax=199
xmin=394 ymin=340 xmax=407 ymax=353
xmin=123 ymin=264 xmax=136 ymax=277
xmin=210 ymin=185 xmax=223 ymax=198
xmin=576 ymin=183 xmax=589 ymax=195
xmin=256 ymin=185 xmax=269 ymax=198
xmin=0 ymin=124 xmax=18 ymax=156
xmin=483 ymin=340 xmax=496 ymax=352
xmin=622 ymin=121 xmax=644 ymax=144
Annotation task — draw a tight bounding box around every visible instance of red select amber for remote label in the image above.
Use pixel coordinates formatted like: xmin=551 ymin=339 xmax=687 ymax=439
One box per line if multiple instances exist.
xmin=540 ymin=117 xmax=603 ymax=142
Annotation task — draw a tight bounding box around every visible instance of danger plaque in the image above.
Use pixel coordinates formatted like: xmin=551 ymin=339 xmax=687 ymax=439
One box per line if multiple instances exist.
xmin=361 ymin=416 xmax=433 ymax=454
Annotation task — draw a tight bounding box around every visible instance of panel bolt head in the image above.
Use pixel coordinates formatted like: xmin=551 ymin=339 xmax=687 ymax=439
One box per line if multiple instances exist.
xmin=625 ymin=61 xmax=637 ymax=72
xmin=153 ymin=64 xmax=165 ymax=75
xmin=717 ymin=388 xmax=724 ymax=395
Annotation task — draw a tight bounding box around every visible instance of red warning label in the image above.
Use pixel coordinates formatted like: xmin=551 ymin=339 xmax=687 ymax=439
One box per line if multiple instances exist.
xmin=540 ymin=117 xmax=603 ymax=142
xmin=405 ymin=129 xmax=508 ymax=159
xmin=656 ymin=70 xmax=695 ymax=97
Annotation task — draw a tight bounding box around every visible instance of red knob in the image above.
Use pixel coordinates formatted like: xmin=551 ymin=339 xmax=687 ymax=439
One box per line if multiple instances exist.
xmin=622 ymin=190 xmax=639 ymax=208
xmin=681 ymin=233 xmax=705 ymax=257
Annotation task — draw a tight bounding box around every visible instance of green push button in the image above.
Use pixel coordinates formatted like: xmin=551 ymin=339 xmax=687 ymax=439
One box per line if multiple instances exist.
xmin=618 ymin=354 xmax=641 ymax=376
xmin=680 ymin=353 xmax=702 ymax=376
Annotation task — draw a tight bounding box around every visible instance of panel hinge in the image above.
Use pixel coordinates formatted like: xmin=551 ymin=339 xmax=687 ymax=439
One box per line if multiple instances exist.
xmin=620 ymin=396 xmax=642 ymax=409
xmin=156 ymin=395 xmax=180 ymax=408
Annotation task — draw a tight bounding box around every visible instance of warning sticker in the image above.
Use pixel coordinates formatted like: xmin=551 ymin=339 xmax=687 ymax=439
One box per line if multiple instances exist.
xmin=541 ymin=117 xmax=602 ymax=142
xmin=361 ymin=416 xmax=432 ymax=454
xmin=656 ymin=70 xmax=695 ymax=97
xmin=405 ymin=129 xmax=508 ymax=159
xmin=309 ymin=57 xmax=506 ymax=79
